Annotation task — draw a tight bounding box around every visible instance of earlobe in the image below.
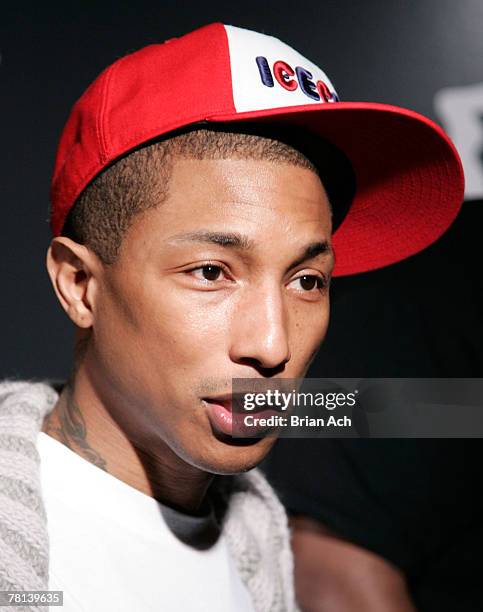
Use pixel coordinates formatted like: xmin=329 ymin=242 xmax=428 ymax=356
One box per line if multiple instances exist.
xmin=46 ymin=237 xmax=97 ymax=329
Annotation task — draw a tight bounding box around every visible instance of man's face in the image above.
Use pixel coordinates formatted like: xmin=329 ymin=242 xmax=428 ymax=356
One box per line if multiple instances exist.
xmin=89 ymin=156 xmax=333 ymax=474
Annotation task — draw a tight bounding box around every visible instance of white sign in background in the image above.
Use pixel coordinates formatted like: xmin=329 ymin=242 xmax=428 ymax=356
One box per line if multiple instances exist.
xmin=435 ymin=82 xmax=483 ymax=201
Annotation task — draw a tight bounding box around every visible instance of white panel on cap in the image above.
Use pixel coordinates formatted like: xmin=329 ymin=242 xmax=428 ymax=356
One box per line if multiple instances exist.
xmin=224 ymin=24 xmax=338 ymax=113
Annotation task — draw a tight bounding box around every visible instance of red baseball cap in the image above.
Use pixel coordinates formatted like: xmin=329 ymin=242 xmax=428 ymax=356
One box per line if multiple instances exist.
xmin=50 ymin=22 xmax=464 ymax=277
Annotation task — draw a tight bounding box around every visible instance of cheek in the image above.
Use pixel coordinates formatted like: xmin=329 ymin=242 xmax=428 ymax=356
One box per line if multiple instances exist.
xmin=125 ymin=285 xmax=233 ymax=372
xmin=95 ymin=276 xmax=234 ymax=389
xmin=291 ymin=298 xmax=330 ymax=360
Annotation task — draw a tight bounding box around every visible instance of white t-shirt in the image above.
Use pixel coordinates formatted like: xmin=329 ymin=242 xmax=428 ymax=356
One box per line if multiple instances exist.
xmin=38 ymin=432 xmax=255 ymax=612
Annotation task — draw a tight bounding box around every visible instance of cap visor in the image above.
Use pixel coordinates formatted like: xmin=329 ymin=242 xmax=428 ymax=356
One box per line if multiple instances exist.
xmin=209 ymin=102 xmax=465 ymax=276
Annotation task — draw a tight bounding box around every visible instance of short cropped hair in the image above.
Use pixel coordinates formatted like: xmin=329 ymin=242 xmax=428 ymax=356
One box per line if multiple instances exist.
xmin=61 ymin=126 xmax=320 ymax=264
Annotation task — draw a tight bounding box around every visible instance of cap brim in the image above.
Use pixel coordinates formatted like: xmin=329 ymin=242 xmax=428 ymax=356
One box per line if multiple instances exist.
xmin=209 ymin=102 xmax=465 ymax=277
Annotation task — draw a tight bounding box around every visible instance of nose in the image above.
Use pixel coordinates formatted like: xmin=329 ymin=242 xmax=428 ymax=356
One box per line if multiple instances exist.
xmin=229 ymin=283 xmax=291 ymax=373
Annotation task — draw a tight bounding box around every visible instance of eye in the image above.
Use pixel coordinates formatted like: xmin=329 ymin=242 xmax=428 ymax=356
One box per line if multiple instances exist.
xmin=289 ymin=274 xmax=328 ymax=292
xmin=190 ymin=264 xmax=226 ymax=282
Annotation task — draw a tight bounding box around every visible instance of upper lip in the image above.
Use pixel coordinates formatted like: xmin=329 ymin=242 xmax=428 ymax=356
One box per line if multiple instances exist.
xmin=202 ymin=393 xmax=233 ymax=404
xmin=202 ymin=394 xmax=239 ymax=409
xmin=202 ymin=391 xmax=253 ymax=404
xmin=202 ymin=392 xmax=282 ymax=414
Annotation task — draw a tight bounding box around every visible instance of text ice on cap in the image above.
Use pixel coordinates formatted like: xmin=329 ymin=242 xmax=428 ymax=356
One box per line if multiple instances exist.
xmin=224 ymin=24 xmax=339 ymax=112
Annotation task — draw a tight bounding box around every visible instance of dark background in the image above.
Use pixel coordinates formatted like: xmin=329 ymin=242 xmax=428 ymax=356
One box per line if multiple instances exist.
xmin=1 ymin=0 xmax=482 ymax=379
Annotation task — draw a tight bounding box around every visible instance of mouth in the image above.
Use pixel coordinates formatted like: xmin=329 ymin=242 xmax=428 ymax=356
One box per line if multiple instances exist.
xmin=202 ymin=394 xmax=282 ymax=438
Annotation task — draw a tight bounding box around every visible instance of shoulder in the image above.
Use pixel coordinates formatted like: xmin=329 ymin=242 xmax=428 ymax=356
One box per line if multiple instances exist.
xmin=0 ymin=378 xmax=59 ymax=418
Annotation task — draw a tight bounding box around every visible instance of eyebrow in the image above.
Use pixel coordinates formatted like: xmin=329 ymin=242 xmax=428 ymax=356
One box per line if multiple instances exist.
xmin=167 ymin=230 xmax=255 ymax=251
xmin=289 ymin=240 xmax=333 ymax=270
xmin=167 ymin=230 xmax=333 ymax=267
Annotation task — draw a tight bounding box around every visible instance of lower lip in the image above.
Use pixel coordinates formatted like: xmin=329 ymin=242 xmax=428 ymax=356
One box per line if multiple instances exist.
xmin=203 ymin=400 xmax=233 ymax=436
xmin=203 ymin=400 xmax=281 ymax=438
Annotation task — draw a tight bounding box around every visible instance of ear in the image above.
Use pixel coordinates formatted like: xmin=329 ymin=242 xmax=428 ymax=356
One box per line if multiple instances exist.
xmin=46 ymin=237 xmax=101 ymax=328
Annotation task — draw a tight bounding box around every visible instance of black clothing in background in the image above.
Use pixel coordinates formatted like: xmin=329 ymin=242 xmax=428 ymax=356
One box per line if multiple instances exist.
xmin=262 ymin=201 xmax=483 ymax=612
xmin=263 ymin=439 xmax=483 ymax=611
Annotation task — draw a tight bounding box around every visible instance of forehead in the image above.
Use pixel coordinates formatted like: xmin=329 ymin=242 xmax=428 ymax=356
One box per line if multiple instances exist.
xmin=123 ymin=156 xmax=331 ymax=255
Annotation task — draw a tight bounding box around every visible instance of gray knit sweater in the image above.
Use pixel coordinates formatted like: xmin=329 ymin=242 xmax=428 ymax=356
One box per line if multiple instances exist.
xmin=0 ymin=380 xmax=298 ymax=612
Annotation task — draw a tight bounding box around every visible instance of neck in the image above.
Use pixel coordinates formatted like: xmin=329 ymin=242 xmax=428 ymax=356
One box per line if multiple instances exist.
xmin=41 ymin=368 xmax=214 ymax=515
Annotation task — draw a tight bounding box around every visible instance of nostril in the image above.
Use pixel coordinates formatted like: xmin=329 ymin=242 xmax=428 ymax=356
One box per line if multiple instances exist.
xmin=236 ymin=357 xmax=288 ymax=377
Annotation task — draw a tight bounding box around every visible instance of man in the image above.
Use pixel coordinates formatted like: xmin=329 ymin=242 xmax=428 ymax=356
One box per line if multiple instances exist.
xmin=0 ymin=22 xmax=463 ymax=612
